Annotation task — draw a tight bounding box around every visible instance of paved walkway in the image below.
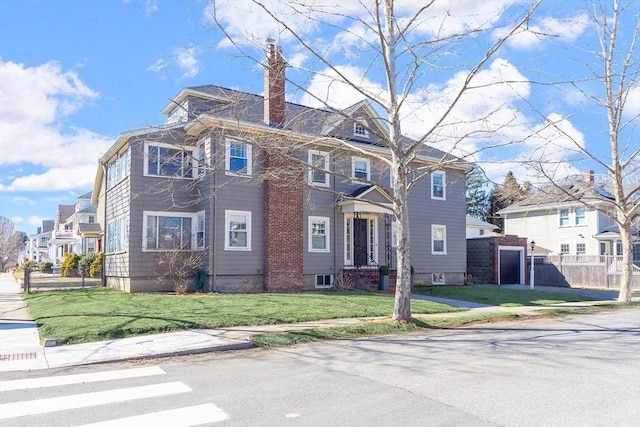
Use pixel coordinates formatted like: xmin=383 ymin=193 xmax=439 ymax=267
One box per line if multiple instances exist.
xmin=0 ymin=273 xmax=631 ymax=372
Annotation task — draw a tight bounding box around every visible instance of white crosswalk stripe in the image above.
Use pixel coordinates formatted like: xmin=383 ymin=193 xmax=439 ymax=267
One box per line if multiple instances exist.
xmin=0 ymin=367 xmax=230 ymax=426
xmin=75 ymin=403 xmax=230 ymax=427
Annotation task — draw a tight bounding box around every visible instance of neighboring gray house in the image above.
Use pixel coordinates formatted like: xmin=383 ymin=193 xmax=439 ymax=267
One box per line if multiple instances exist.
xmin=93 ymin=42 xmax=470 ymax=293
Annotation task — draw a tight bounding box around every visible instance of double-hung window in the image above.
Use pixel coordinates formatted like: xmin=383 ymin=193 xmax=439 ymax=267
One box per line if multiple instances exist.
xmin=107 ymin=149 xmax=130 ymax=188
xmin=431 ymin=171 xmax=446 ymax=200
xmin=432 ymin=225 xmax=447 ymax=255
xmin=352 ymin=157 xmax=370 ymax=181
xmin=106 ymin=216 xmax=128 ymax=253
xmin=226 ymin=140 xmax=252 ymax=176
xmin=308 ymin=150 xmax=329 ymax=186
xmin=225 ymin=210 xmax=251 ymax=250
xmin=196 ymin=213 xmax=205 ymax=249
xmin=144 ymin=213 xmax=197 ymax=250
xmin=196 ymin=137 xmax=209 ymax=178
xmin=574 ymin=206 xmax=586 ymax=225
xmin=559 ymin=209 xmax=570 ymax=227
xmin=309 ymin=216 xmax=330 ymax=252
xmin=576 ymin=242 xmax=586 ymax=256
xmin=145 ymin=143 xmax=193 ymax=178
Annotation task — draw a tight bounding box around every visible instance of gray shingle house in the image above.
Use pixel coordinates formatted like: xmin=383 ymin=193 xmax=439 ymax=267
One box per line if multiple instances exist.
xmin=93 ymin=42 xmax=470 ymax=293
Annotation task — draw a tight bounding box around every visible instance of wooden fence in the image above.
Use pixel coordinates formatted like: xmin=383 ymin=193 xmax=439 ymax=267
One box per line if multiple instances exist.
xmin=532 ymin=255 xmax=640 ymax=290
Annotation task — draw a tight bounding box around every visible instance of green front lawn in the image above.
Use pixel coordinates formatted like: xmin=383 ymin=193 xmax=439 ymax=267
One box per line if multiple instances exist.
xmin=24 ymin=288 xmax=463 ymax=344
xmin=413 ymin=285 xmax=599 ymax=306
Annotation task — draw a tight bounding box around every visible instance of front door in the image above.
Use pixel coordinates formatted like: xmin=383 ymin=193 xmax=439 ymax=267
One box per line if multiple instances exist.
xmin=353 ymin=218 xmax=368 ymax=267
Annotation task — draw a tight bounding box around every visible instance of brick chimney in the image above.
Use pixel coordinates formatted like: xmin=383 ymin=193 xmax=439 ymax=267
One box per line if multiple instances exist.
xmin=264 ymin=38 xmax=287 ymax=127
xmin=262 ymin=40 xmax=304 ymax=292
xmin=585 ymin=170 xmax=594 ymax=183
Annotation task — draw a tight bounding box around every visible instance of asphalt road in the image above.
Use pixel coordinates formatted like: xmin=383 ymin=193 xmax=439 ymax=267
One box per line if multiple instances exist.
xmin=2 ymin=309 xmax=639 ymax=426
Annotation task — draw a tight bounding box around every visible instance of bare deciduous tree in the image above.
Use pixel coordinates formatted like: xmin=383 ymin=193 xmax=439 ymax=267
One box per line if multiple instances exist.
xmin=525 ymin=0 xmax=639 ymax=301
xmin=208 ymin=0 xmax=542 ymax=320
xmin=0 ymin=216 xmax=23 ymax=271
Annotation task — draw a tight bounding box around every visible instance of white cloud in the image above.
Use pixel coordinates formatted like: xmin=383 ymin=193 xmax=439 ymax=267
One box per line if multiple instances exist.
xmin=28 ymin=215 xmax=52 ymax=228
xmin=623 ymin=85 xmax=639 ymax=119
xmin=174 ymin=46 xmax=200 ymax=79
xmin=11 ymin=216 xmax=23 ymax=224
xmin=146 ymin=46 xmax=201 ymax=80
xmin=206 ymin=0 xmax=520 ymax=54
xmin=0 ymin=165 xmax=98 ymax=192
xmin=300 ymin=65 xmax=385 ymax=109
xmin=0 ymin=59 xmax=112 ymax=192
xmin=145 ymin=0 xmax=159 ymax=16
xmin=499 ymin=13 xmax=590 ymax=49
xmin=12 ymin=196 xmax=35 ymax=206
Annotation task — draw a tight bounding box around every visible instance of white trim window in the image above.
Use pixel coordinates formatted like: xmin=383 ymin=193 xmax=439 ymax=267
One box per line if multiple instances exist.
xmin=308 ymin=150 xmax=329 ymax=187
xmin=144 ymin=211 xmax=204 ymax=251
xmin=559 ymin=208 xmax=570 ymax=227
xmin=144 ymin=142 xmax=194 ymax=178
xmin=225 ymin=210 xmax=251 ymax=251
xmin=431 ymin=171 xmax=446 ymax=200
xmin=354 ymin=119 xmax=369 ymax=137
xmin=226 ymin=140 xmax=252 ymax=176
xmin=432 ymin=273 xmax=445 ymax=285
xmin=574 ymin=206 xmax=586 ymax=226
xmin=352 ymin=157 xmax=370 ymax=181
xmin=196 ymin=137 xmax=209 ymax=178
xmin=315 ymin=274 xmax=333 ymax=288
xmin=431 ymin=224 xmax=447 ymax=255
xmin=107 ymin=149 xmax=130 ymax=189
xmin=309 ymin=216 xmax=330 ymax=252
xmin=576 ymin=242 xmax=586 ymax=256
xmin=559 ymin=243 xmax=570 ymax=255
xmin=196 ymin=212 xmax=205 ymax=249
xmin=106 ymin=216 xmax=127 ymax=254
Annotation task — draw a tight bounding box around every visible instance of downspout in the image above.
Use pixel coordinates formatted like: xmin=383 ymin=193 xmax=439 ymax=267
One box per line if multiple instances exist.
xmin=208 ymin=137 xmax=217 ymax=293
xmin=100 ymin=160 xmax=108 ymax=287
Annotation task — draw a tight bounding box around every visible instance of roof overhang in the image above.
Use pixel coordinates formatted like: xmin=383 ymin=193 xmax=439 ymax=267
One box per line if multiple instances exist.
xmin=338 ymin=200 xmax=393 ymax=215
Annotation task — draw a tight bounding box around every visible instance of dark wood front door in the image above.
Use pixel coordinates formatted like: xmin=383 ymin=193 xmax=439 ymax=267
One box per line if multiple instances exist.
xmin=353 ymin=218 xmax=368 ymax=267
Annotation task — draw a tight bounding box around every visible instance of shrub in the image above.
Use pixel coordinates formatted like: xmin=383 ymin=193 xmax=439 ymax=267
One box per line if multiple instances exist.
xmin=60 ymin=253 xmax=81 ymax=277
xmin=379 ymin=265 xmax=390 ymax=275
xmin=39 ymin=261 xmax=53 ymax=271
xmin=78 ymin=253 xmax=98 ymax=277
xmin=90 ymin=252 xmax=103 ymax=278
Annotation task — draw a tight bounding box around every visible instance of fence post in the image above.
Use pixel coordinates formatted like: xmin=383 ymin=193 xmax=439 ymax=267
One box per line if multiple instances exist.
xmin=23 ymin=267 xmax=30 ymax=294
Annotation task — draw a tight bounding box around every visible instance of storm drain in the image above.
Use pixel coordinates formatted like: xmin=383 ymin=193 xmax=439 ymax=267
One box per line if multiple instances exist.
xmin=0 ymin=352 xmax=38 ymax=362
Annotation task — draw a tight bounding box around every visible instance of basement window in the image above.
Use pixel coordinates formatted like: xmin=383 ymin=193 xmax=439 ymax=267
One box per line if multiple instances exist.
xmin=316 ymin=274 xmax=333 ymax=288
xmin=432 ymin=273 xmax=445 ymax=285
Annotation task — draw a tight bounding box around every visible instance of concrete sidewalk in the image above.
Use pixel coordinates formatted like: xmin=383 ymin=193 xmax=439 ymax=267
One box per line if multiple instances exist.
xmin=0 ymin=272 xmax=629 ymax=372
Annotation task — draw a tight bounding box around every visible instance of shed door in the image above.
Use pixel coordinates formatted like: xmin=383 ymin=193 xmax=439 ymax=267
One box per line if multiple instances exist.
xmin=500 ymin=250 xmax=521 ymax=285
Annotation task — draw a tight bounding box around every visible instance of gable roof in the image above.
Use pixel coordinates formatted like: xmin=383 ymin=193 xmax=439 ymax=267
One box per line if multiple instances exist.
xmin=498 ymin=180 xmax=618 ymax=215
xmin=466 ymin=215 xmax=498 ymax=230
xmin=57 ymin=205 xmax=75 ymax=224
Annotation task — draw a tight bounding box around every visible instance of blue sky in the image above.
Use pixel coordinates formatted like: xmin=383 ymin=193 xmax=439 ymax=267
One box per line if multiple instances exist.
xmin=1 ymin=0 xmax=638 ymax=235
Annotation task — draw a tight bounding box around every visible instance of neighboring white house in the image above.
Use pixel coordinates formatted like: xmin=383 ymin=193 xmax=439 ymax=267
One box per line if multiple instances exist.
xmin=498 ymin=175 xmax=639 ymax=263
xmin=465 ymin=215 xmax=499 ymax=239
xmin=48 ymin=192 xmax=101 ymax=266
xmin=24 ymin=220 xmax=54 ymax=263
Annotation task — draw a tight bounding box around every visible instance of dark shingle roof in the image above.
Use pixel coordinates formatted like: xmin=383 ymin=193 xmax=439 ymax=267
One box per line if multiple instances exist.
xmin=57 ymin=205 xmax=75 ymax=223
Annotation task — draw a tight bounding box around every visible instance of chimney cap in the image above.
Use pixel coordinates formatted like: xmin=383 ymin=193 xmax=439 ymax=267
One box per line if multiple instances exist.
xmin=266 ymin=37 xmax=275 ymax=44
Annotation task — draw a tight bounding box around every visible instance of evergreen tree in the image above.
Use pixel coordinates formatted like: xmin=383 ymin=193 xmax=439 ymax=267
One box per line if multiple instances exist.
xmin=487 ymin=171 xmax=531 ymax=232
xmin=466 ymin=167 xmax=490 ymax=220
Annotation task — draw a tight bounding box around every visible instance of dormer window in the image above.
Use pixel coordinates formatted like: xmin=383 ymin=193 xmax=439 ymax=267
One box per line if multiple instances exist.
xmin=354 ymin=120 xmax=369 ymax=137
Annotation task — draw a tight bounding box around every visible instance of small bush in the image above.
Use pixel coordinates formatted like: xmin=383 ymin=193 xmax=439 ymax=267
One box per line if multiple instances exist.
xmin=78 ymin=253 xmax=97 ymax=277
xmin=60 ymin=253 xmax=81 ymax=277
xmin=39 ymin=261 xmax=53 ymax=272
xmin=90 ymin=252 xmax=103 ymax=278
